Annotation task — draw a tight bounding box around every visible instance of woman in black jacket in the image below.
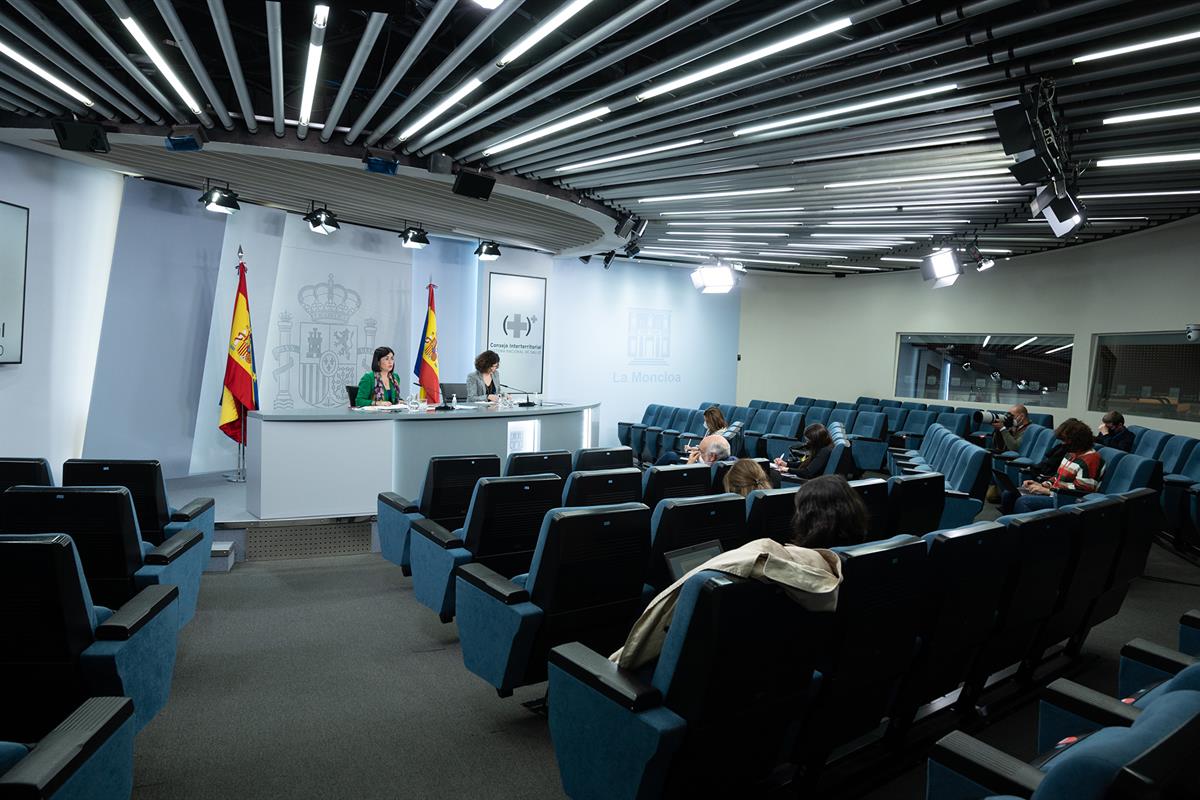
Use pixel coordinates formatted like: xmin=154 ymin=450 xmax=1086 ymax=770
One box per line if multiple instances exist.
xmin=773 ymin=423 xmax=835 ymax=480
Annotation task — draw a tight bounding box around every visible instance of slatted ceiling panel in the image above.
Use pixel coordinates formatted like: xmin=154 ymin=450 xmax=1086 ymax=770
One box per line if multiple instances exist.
xmin=28 ymin=139 xmax=606 ymax=253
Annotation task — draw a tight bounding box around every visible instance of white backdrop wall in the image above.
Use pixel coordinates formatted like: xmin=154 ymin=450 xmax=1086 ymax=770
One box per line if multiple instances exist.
xmin=0 ymin=144 xmax=123 ymax=482
xmin=478 ymin=252 xmax=741 ymax=445
xmin=737 ymin=215 xmax=1200 ymax=437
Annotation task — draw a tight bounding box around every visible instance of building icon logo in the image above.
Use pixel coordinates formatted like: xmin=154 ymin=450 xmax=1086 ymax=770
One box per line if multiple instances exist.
xmin=628 ymin=308 xmax=671 ymax=366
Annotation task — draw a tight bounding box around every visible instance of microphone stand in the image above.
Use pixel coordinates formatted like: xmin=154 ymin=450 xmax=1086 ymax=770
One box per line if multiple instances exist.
xmin=501 ymin=384 xmax=538 ymax=408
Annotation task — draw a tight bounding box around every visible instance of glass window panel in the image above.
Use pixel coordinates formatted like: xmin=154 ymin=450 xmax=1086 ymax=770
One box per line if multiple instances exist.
xmin=895 ymin=333 xmax=1073 ymax=408
xmin=1089 ymin=332 xmax=1200 ymax=422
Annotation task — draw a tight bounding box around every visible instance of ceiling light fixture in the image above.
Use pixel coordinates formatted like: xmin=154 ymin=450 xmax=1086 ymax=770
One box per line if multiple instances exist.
xmin=1078 ymin=190 xmax=1200 ymax=198
xmin=637 ymin=249 xmax=710 ymax=260
xmin=298 ymin=5 xmax=330 ymax=131
xmin=690 ymin=264 xmax=737 ymax=293
xmin=399 ymin=79 xmax=484 ymax=142
xmin=640 ymin=187 xmax=795 ymax=203
xmin=790 ymin=135 xmax=991 ymax=164
xmin=0 ymin=40 xmax=94 ymax=107
xmin=879 ymin=257 xmax=924 ymax=263
xmin=825 ymin=168 xmax=1012 ymax=189
xmin=303 ymin=202 xmax=339 ymax=235
xmin=637 ymin=17 xmax=853 ymax=101
xmin=982 ymin=335 xmax=991 ymax=347
xmin=760 ymin=251 xmax=849 ymax=259
xmin=472 ymin=0 xmax=503 ymax=8
xmin=555 ymin=139 xmax=704 ymax=172
xmin=116 ymin=13 xmax=201 ymax=113
xmin=483 ymin=105 xmax=610 ymax=156
xmin=665 ymin=230 xmax=789 ymax=237
xmin=811 ymin=233 xmax=932 ymax=239
xmin=1096 ymin=152 xmax=1200 ymax=167
xmin=832 ymin=199 xmax=1002 ymax=210
xmin=1072 ymin=28 xmax=1200 ymax=64
xmin=474 ymin=240 xmax=502 ymax=261
xmin=735 ymin=83 xmax=958 ymax=136
xmin=198 ymin=181 xmax=240 ymax=214
xmin=921 ymin=249 xmax=962 ymax=288
xmin=497 ymin=0 xmax=595 ymax=67
xmin=821 ymin=220 xmax=971 ymax=226
xmin=400 ymin=222 xmax=430 ymax=249
xmin=660 ymin=206 xmax=806 ymax=216
xmin=1045 ymin=343 xmax=1074 ymax=354
xmin=1013 ymin=336 xmax=1038 ymax=350
xmin=668 ymin=222 xmax=803 ymax=227
xmin=1103 ymin=104 xmax=1200 ymax=125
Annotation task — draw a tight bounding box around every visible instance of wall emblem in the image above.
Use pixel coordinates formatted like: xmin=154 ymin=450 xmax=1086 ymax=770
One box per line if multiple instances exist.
xmin=627 ymin=308 xmax=671 ymax=366
xmin=502 ymin=313 xmax=537 ymax=339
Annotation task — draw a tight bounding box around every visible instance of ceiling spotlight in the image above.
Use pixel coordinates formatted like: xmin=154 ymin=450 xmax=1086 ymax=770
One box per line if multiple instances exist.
xmin=362 ymin=147 xmax=399 ymax=175
xmin=690 ymin=264 xmax=736 ymax=294
xmin=921 ymin=249 xmax=961 ymax=288
xmin=602 ymin=250 xmax=617 ymax=269
xmin=400 ymin=223 xmax=429 ymax=249
xmin=578 ymin=254 xmax=592 ymax=264
xmin=199 ymin=181 xmax=240 ymax=214
xmin=624 ymin=241 xmax=641 ymax=257
xmin=966 ymin=242 xmax=995 ymax=271
xmin=303 ymin=203 xmax=339 ymax=235
xmin=165 ymin=124 xmax=207 ymax=152
xmin=475 ymin=241 xmax=501 ymax=261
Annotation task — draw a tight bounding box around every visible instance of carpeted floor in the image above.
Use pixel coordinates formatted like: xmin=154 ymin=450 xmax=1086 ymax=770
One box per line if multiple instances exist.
xmin=131 ymin=543 xmax=1199 ymax=799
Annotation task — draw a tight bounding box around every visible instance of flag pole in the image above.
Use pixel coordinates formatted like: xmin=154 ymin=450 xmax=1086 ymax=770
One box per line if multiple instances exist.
xmin=224 ymin=244 xmax=249 ymax=483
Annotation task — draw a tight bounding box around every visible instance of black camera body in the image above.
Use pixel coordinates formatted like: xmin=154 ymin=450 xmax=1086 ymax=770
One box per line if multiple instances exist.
xmin=974 ymin=410 xmax=1015 ymax=428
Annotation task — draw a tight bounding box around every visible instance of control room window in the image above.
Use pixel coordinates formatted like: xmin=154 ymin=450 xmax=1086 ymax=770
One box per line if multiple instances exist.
xmin=1089 ymin=333 xmax=1200 ymax=423
xmin=895 ymin=333 xmax=1073 ymax=409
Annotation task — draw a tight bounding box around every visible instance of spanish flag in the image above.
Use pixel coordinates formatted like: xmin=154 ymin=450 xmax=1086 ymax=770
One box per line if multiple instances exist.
xmin=413 ymin=282 xmax=440 ymax=403
xmin=219 ymin=258 xmax=258 ymax=443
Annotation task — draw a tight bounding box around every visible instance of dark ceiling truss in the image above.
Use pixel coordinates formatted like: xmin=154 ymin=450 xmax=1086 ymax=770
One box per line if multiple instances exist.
xmin=0 ymin=0 xmax=1195 ymax=269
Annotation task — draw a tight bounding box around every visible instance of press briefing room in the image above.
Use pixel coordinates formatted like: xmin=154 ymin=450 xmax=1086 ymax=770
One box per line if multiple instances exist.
xmin=3 ymin=0 xmax=1200 ymax=798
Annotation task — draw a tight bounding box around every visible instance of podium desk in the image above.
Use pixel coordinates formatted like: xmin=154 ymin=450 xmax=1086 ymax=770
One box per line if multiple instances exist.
xmin=245 ymin=402 xmax=599 ymax=520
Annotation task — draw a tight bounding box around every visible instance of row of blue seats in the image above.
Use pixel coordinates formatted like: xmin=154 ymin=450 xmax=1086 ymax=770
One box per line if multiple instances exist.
xmin=544 ymin=488 xmax=1160 ymax=798
xmin=927 ymin=610 xmax=1200 ymax=799
xmin=888 ymin=424 xmax=992 ymax=527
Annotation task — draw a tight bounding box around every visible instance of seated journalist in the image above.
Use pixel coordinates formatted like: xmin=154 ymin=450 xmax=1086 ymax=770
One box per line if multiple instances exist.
xmin=1002 ymin=418 xmax=1104 ymax=514
xmin=356 ymin=346 xmax=401 ymax=407
xmin=772 ymin=423 xmax=835 ymax=480
xmin=1095 ymin=410 xmax=1135 ymax=452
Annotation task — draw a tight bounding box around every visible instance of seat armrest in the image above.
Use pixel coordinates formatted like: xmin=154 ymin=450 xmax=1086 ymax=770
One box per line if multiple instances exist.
xmin=0 ymin=697 xmax=134 ymax=796
xmin=901 ymin=467 xmax=924 ymax=475
xmin=1042 ymin=678 xmax=1141 ymax=728
xmin=548 ymin=642 xmax=662 ymax=713
xmin=994 ymin=452 xmax=1018 ymax=462
xmin=944 ymin=488 xmax=971 ymax=499
xmin=96 ymin=585 xmax=179 ymax=640
xmin=1120 ymin=638 xmax=1197 ymax=675
xmin=1183 ymin=610 xmax=1200 ymax=630
xmin=1187 ymin=483 xmax=1200 ymax=495
xmin=661 ymin=428 xmax=681 ymax=436
xmin=457 ymin=562 xmax=529 ymax=605
xmin=894 ymin=459 xmax=921 ymax=468
xmin=1163 ymin=473 xmax=1193 ymax=486
xmin=930 ymin=730 xmax=1044 ymax=797
xmin=1053 ymin=486 xmax=1088 ymax=499
xmin=411 ymin=517 xmax=463 ymax=548
xmin=144 ymin=527 xmax=203 ymax=565
xmin=170 ymin=496 xmax=214 ymax=522
xmin=379 ymin=491 xmax=418 ymax=513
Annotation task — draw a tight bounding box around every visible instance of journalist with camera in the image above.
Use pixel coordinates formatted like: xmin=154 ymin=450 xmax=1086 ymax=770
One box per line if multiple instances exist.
xmin=978 ymin=404 xmax=1030 ymax=451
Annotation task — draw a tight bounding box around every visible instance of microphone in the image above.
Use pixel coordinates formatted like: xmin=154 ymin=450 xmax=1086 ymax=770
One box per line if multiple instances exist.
xmin=500 ymin=383 xmax=538 ymax=408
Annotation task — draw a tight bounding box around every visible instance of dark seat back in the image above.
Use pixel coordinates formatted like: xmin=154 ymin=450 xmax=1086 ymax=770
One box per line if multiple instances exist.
xmin=573 ymin=446 xmax=635 ymax=471
xmin=641 ymin=463 xmax=712 ymax=512
xmin=1087 ymin=488 xmax=1162 ymax=630
xmin=886 ymin=472 xmax=946 ymax=537
xmin=745 ymin=486 xmax=800 ymax=544
xmin=0 ymin=534 xmax=97 ymax=742
xmin=345 ymin=384 xmax=358 ymax=407
xmin=506 ymin=450 xmax=572 ymax=479
xmin=849 ymin=478 xmax=889 ymax=540
xmin=648 ymin=494 xmax=748 ymax=589
xmin=562 ymin=468 xmax=642 ymax=507
xmin=62 ymin=459 xmax=171 ymax=544
xmin=461 ymin=474 xmax=563 ymax=578
xmin=0 ymin=486 xmax=144 ymax=609
xmin=0 ymin=457 xmax=53 ymax=493
xmin=419 ymin=454 xmax=502 ymax=530
xmin=711 ymin=458 xmax=778 ymax=494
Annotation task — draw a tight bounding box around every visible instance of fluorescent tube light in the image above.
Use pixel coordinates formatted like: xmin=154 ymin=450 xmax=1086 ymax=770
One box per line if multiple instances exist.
xmin=825 ymin=168 xmax=1012 ymax=189
xmin=790 ymin=135 xmax=991 ymax=163
xmin=826 ymin=265 xmax=883 ymax=271
xmin=665 ymin=230 xmax=789 ymax=237
xmin=640 ymin=187 xmax=795 ymax=203
xmin=1103 ymin=104 xmax=1200 ymax=125
xmin=822 ymin=220 xmax=971 ymax=226
xmin=880 ymin=257 xmax=924 ymax=263
xmin=648 ymin=245 xmax=743 ymax=254
xmin=1072 ymin=29 xmax=1200 ymax=64
xmin=735 ymin=83 xmax=957 ymax=136
xmin=982 ymin=335 xmax=991 ymax=347
xmin=555 ymin=139 xmax=704 ymax=172
xmin=298 ymin=5 xmax=330 ymax=126
xmin=473 ymin=0 xmax=503 ymax=8
xmin=483 ymin=105 xmax=609 ymax=156
xmin=660 ymin=206 xmax=805 ymax=216
xmin=0 ymin=41 xmax=94 ymax=107
xmin=656 ymin=239 xmax=764 ymax=248
xmin=1096 ymin=152 xmax=1200 ymax=167
xmin=498 ymin=0 xmax=594 ymax=67
xmin=637 ymin=17 xmax=852 ymax=101
xmin=118 ymin=16 xmax=201 ymax=113
xmin=760 ymin=251 xmax=848 ymax=259
xmin=399 ymin=78 xmax=483 ymax=142
xmin=811 ymin=233 xmax=932 ymax=239
xmin=1088 ymin=217 xmax=1147 ymax=221
xmin=1078 ymin=190 xmax=1200 ymax=198
xmin=668 ymin=222 xmax=802 ymax=227
xmin=832 ymin=199 xmax=1001 ymax=210
xmin=1045 ymin=343 xmax=1073 ymax=354
xmin=1013 ymin=336 xmax=1038 ymax=350
xmin=786 ymin=243 xmax=897 ymax=251
xmin=736 ymin=258 xmax=802 ymax=266
xmin=978 ymin=248 xmax=1012 ymax=254
xmin=637 ymin=249 xmax=710 ymax=259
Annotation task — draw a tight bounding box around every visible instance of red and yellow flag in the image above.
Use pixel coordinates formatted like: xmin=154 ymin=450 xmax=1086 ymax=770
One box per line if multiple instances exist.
xmin=219 ymin=258 xmax=258 ymax=443
xmin=413 ymin=282 xmax=440 ymax=403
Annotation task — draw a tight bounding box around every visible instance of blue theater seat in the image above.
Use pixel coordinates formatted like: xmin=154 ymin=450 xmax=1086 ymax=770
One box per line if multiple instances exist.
xmin=0 ymin=457 xmax=52 ymax=493
xmin=926 ymin=404 xmax=954 ymax=415
xmin=711 ymin=458 xmax=778 ymax=494
xmin=892 ymin=410 xmax=936 ymax=450
xmin=1131 ymin=428 xmax=1170 ymax=461
xmin=455 ymin=503 xmax=651 ymax=697
xmin=660 ymin=409 xmax=705 ymax=456
xmin=1161 ymin=441 xmax=1200 ymax=538
xmin=629 ymin=406 xmax=675 ymax=457
xmin=793 ymin=395 xmax=814 ymax=406
xmin=1027 ymin=412 xmax=1054 ymax=428
xmin=744 ymin=485 xmax=800 ymax=543
xmin=574 ymin=446 xmax=635 ymax=471
xmin=376 ymin=454 xmax=501 ymax=575
xmin=0 ymin=534 xmax=179 ymax=736
xmin=994 ymin=424 xmax=1053 ymax=485
xmin=881 ymin=406 xmax=908 ymax=434
xmin=640 ymin=463 xmax=712 ymax=513
xmin=828 ymin=408 xmax=858 ymax=430
xmin=1054 ymin=449 xmax=1159 ymax=508
xmin=886 ymin=472 xmax=946 ymax=537
xmin=645 ymin=494 xmax=748 ymax=591
xmin=62 ymin=459 xmax=214 ymax=551
xmin=639 ymin=408 xmax=692 ymax=462
xmin=548 ymin=570 xmax=823 ymax=800
xmin=936 ymin=412 xmax=970 ymax=437
xmin=1079 ymin=489 xmax=1160 ymax=635
xmin=745 ymin=410 xmax=802 ymax=458
xmin=409 ymin=474 xmax=562 ymax=622
xmin=561 ymin=468 xmax=642 ymax=507
xmin=738 ymin=408 xmax=778 ymax=457
xmin=0 ymin=486 xmax=205 ymax=628
xmin=0 ymin=697 xmax=135 ymax=800
xmin=878 ymin=399 xmax=901 ymax=408
xmin=805 ymin=405 xmax=833 ymax=427
xmin=505 ymin=450 xmax=572 ymax=479
xmin=1159 ymin=435 xmax=1198 ymax=475
xmin=618 ymin=404 xmax=661 ymax=448
xmin=748 ymin=399 xmax=766 ymax=409
xmin=847 ymin=411 xmax=888 ymax=471
xmin=1182 ymin=610 xmax=1200 ymax=656
xmin=901 ymin=401 xmax=927 ymax=411
xmin=810 ymin=399 xmax=837 ymax=409
xmin=855 ymin=396 xmax=879 ymax=406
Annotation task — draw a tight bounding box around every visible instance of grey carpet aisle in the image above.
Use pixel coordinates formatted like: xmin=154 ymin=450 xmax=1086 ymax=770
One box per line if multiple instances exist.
xmin=132 ymin=545 xmax=1199 ymax=799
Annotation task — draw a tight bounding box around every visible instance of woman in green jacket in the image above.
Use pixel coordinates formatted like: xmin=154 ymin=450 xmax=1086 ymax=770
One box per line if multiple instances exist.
xmin=356 ymin=346 xmax=402 ymax=407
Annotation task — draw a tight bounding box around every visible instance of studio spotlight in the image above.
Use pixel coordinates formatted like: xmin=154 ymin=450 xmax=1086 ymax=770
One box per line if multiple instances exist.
xmin=634 ymin=218 xmax=649 ymax=238
xmin=578 ymin=254 xmax=592 ymax=264
xmin=362 ymin=147 xmax=399 ymax=175
xmin=1046 ymin=194 xmax=1086 ymax=237
xmin=51 ymin=119 xmax=109 ymax=153
xmin=624 ymin=240 xmax=641 ymax=257
xmin=475 ymin=241 xmax=501 ymax=261
xmin=602 ymin=250 xmax=616 ymax=269
xmin=400 ymin=223 xmax=429 ymax=249
xmin=966 ymin=243 xmax=995 ymax=271
xmin=165 ymin=124 xmax=207 ymax=152
xmin=198 ymin=180 xmax=240 ymax=214
xmin=921 ymin=249 xmax=962 ymax=288
xmin=303 ymin=203 xmax=339 ymax=235
xmin=690 ymin=264 xmax=736 ymax=293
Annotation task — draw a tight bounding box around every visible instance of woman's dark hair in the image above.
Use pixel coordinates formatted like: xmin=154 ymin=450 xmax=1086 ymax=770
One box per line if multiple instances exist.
xmin=790 ymin=474 xmax=868 ymax=549
xmin=371 ymin=346 xmax=394 ymax=373
xmin=1055 ymin=417 xmax=1094 ymax=453
xmin=723 ymin=458 xmax=771 ymax=497
xmin=704 ymin=406 xmax=727 ymax=433
xmin=801 ymin=423 xmax=833 ymax=453
xmin=474 ymin=350 xmax=500 ymax=373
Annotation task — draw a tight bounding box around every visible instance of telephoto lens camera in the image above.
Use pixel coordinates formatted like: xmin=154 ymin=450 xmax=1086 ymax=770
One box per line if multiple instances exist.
xmin=974 ymin=410 xmax=1014 ymax=428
